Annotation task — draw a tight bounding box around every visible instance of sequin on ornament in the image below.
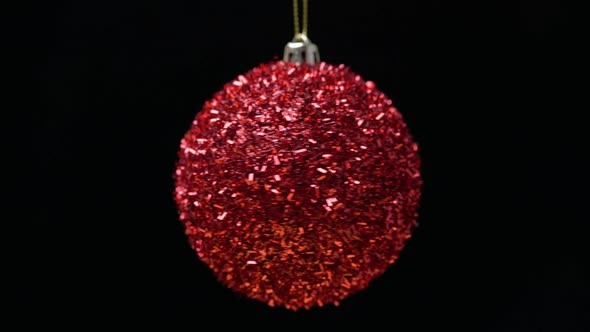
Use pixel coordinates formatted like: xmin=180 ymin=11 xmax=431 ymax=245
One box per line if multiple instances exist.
xmin=174 ymin=61 xmax=421 ymax=310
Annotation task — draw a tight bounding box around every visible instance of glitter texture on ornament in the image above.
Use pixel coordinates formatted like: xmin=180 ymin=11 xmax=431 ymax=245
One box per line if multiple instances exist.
xmin=174 ymin=61 xmax=421 ymax=310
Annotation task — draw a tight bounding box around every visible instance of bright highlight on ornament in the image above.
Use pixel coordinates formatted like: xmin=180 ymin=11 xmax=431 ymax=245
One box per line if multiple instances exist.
xmin=174 ymin=61 xmax=421 ymax=310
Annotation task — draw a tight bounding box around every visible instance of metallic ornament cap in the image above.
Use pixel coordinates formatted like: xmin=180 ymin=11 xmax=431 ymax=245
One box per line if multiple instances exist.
xmin=283 ymin=34 xmax=320 ymax=65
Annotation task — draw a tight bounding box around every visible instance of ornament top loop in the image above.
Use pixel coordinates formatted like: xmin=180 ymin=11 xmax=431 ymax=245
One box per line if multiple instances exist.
xmin=284 ymin=0 xmax=319 ymax=65
xmin=293 ymin=33 xmax=309 ymax=43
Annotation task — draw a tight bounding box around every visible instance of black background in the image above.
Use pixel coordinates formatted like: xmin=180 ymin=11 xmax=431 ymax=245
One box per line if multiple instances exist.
xmin=24 ymin=0 xmax=587 ymax=329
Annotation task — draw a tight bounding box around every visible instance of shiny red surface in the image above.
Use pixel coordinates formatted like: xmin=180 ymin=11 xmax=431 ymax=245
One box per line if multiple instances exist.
xmin=175 ymin=61 xmax=421 ymax=310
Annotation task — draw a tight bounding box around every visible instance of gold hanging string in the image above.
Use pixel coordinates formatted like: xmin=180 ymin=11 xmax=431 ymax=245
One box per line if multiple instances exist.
xmin=302 ymin=0 xmax=308 ymax=36
xmin=292 ymin=0 xmax=309 ymax=40
xmin=284 ymin=0 xmax=319 ymax=64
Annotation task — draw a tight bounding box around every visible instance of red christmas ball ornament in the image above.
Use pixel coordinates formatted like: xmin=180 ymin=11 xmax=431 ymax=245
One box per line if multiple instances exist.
xmin=175 ymin=1 xmax=421 ymax=310
xmin=174 ymin=61 xmax=421 ymax=310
